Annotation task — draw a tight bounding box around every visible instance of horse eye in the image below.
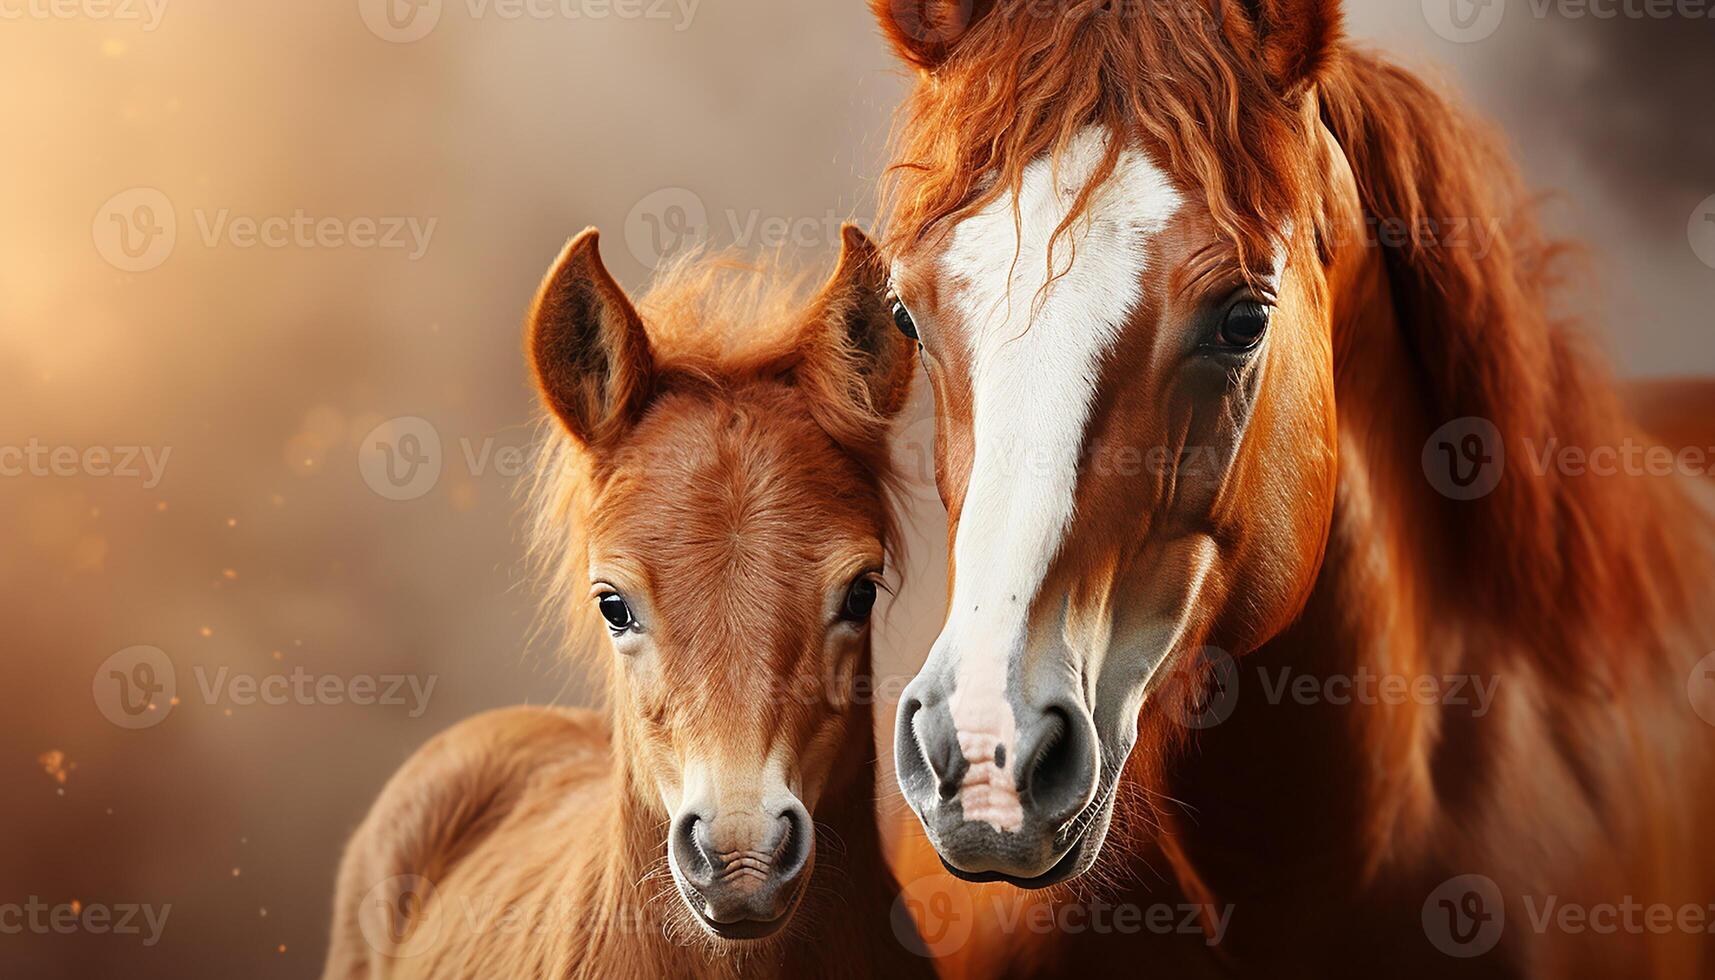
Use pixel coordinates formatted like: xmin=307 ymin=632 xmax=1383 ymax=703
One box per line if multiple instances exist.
xmin=1215 ymin=300 xmax=1271 ymax=351
xmin=889 ymin=298 xmax=919 ymax=341
xmin=842 ymin=577 xmax=879 ymax=623
xmin=597 ymin=592 xmax=635 ymax=632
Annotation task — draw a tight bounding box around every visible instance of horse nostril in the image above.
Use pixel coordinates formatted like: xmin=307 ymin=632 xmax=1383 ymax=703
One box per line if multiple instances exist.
xmin=896 ymin=693 xmax=968 ymax=804
xmin=1019 ymin=704 xmax=1098 ymax=826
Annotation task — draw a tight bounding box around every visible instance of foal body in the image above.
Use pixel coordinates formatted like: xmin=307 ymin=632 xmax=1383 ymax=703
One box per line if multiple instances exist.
xmin=325 ymin=227 xmax=933 ymax=979
xmin=326 ymin=703 xmax=913 ymax=979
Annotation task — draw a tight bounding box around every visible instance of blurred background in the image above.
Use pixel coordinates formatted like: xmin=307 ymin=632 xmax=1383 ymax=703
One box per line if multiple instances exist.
xmin=1 ymin=1 xmax=1711 ymax=975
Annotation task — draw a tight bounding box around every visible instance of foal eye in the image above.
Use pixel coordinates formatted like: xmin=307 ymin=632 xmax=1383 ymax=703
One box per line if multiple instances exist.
xmin=841 ymin=577 xmax=880 ymax=623
xmin=889 ymin=298 xmax=919 ymax=341
xmin=596 ymin=592 xmax=635 ymax=633
xmin=1214 ymin=300 xmax=1271 ymax=352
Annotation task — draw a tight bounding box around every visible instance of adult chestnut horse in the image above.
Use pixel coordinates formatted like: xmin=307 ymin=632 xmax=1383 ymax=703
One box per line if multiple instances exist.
xmin=875 ymin=0 xmax=1715 ymax=974
xmin=324 ymin=227 xmax=933 ymax=978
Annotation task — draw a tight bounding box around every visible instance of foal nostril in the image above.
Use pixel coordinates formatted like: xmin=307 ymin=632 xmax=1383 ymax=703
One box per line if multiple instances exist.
xmin=772 ymin=803 xmax=812 ymax=885
xmin=1018 ymin=703 xmax=1099 ymax=827
xmin=895 ymin=694 xmax=968 ymax=805
xmin=670 ymin=812 xmax=717 ymax=889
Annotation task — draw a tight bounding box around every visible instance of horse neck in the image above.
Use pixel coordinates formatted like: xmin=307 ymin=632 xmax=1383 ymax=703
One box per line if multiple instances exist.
xmin=1150 ymin=128 xmax=1715 ymax=904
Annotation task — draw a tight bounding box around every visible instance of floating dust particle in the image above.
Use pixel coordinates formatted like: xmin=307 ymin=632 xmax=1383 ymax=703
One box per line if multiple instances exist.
xmin=226 ymin=518 xmax=238 ymax=528
xmin=101 ymin=38 xmax=125 ymax=57
xmin=38 ymin=750 xmax=72 ymax=785
xmin=156 ymin=501 xmax=169 ymax=512
xmin=200 ymin=627 xmax=213 ymax=638
xmin=222 ymin=569 xmax=238 ymax=580
xmin=232 ymin=868 xmax=241 ymax=877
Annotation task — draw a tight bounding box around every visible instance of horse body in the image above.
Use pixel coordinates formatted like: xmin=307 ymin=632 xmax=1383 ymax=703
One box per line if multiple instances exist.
xmin=871 ymin=1 xmax=1715 ymax=974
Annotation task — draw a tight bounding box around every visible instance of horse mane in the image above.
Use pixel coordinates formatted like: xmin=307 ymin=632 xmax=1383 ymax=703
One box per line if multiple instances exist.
xmin=524 ymin=249 xmax=906 ymax=667
xmin=878 ymin=0 xmax=1701 ymax=672
xmin=1316 ymin=52 xmax=1700 ymax=665
xmin=875 ymin=0 xmax=1316 ymax=287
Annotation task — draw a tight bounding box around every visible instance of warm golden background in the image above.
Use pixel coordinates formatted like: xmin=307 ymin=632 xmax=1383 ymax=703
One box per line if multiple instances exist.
xmin=2 ymin=2 xmax=1712 ymax=976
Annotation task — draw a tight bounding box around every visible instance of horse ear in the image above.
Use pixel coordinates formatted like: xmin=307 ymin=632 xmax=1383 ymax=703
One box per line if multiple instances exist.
xmin=1236 ymin=0 xmax=1343 ymax=97
xmin=526 ymin=229 xmax=655 ymax=448
xmin=807 ymin=224 xmax=914 ymax=421
xmin=870 ymin=0 xmax=996 ymax=72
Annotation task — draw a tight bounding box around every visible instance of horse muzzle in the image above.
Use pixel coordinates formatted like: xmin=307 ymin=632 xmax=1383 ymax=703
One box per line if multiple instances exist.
xmin=895 ymin=673 xmax=1106 ymax=886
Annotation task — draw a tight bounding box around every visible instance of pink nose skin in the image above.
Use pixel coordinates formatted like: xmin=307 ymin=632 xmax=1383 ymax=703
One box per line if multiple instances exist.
xmin=953 ymin=729 xmax=1023 ymax=832
xmin=946 ymin=649 xmax=1023 ymax=833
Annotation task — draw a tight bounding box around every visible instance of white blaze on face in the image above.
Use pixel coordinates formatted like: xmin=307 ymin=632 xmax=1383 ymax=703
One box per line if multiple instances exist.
xmin=933 ymin=127 xmax=1183 ymax=832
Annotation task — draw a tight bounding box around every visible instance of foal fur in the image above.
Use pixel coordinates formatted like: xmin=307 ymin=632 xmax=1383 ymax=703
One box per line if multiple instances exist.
xmin=323 ymin=228 xmax=933 ymax=979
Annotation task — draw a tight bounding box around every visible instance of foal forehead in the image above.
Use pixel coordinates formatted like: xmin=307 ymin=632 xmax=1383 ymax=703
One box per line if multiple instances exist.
xmin=594 ymin=385 xmax=883 ymax=595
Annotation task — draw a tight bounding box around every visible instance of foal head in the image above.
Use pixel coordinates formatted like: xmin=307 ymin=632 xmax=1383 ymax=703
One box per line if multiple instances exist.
xmin=526 ymin=227 xmax=913 ymax=939
xmin=874 ymin=0 xmax=1351 ymax=884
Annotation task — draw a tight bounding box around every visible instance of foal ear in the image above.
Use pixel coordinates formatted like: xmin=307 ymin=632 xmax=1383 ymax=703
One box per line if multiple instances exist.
xmin=527 ymin=229 xmax=655 ymax=448
xmin=870 ymin=0 xmax=996 ymax=72
xmin=1234 ymin=0 xmax=1343 ymax=97
xmin=806 ymin=224 xmax=914 ymax=421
